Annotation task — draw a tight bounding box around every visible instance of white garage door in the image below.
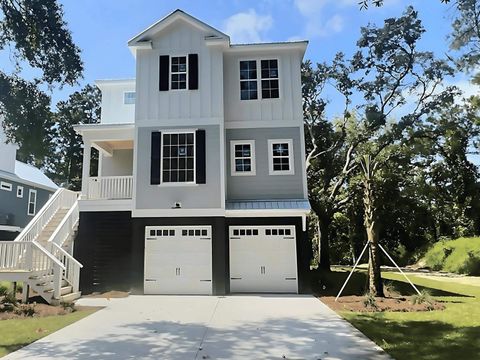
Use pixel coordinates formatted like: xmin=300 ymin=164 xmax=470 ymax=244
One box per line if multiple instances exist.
xmin=144 ymin=226 xmax=212 ymax=295
xmin=229 ymin=226 xmax=298 ymax=293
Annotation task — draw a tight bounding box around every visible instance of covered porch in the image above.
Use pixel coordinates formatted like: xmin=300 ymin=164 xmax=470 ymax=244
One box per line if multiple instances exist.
xmin=74 ymin=124 xmax=135 ymax=207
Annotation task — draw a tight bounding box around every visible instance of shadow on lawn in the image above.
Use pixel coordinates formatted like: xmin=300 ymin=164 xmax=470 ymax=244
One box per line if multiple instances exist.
xmin=347 ymin=316 xmax=480 ymax=360
xmin=311 ymin=269 xmax=471 ymax=298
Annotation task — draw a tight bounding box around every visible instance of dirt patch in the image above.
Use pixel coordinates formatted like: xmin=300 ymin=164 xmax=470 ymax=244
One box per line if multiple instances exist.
xmin=84 ymin=290 xmax=129 ymax=299
xmin=320 ymin=295 xmax=445 ymax=312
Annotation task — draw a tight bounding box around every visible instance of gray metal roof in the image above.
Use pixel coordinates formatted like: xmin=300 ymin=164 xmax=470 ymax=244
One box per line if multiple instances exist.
xmin=226 ymin=199 xmax=310 ymax=211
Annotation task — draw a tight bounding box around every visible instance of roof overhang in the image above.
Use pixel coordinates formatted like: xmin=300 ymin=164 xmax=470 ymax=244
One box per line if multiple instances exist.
xmin=74 ymin=123 xmax=135 ymax=156
xmin=226 ymin=41 xmax=308 ymax=57
xmin=95 ymin=79 xmax=136 ymax=91
xmin=127 ymin=9 xmax=230 ymax=53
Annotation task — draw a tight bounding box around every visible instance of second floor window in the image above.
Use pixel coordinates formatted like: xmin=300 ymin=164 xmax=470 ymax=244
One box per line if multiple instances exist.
xmin=240 ymin=59 xmax=279 ymax=100
xmin=162 ymin=132 xmax=195 ymax=183
xmin=231 ymin=140 xmax=256 ymax=176
xmin=268 ymin=139 xmax=294 ymax=175
xmin=171 ymin=56 xmax=187 ymax=90
xmin=124 ymin=91 xmax=136 ymax=104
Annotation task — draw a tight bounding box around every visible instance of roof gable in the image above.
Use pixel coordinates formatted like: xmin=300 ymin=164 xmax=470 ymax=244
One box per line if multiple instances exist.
xmin=128 ymin=9 xmax=229 ymax=47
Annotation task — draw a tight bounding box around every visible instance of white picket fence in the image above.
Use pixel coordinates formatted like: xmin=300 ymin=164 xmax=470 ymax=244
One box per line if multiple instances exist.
xmin=88 ymin=176 xmax=133 ymax=200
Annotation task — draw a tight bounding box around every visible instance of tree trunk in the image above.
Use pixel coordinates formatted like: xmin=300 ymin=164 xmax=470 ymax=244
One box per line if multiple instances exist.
xmin=318 ymin=217 xmax=331 ymax=271
xmin=361 ymin=156 xmax=384 ymax=297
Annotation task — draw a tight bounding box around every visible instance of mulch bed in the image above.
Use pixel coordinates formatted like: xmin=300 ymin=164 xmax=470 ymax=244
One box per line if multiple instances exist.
xmin=320 ymin=295 xmax=445 ymax=312
xmin=0 ymin=303 xmax=75 ymax=320
xmin=83 ymin=290 xmax=129 ymax=299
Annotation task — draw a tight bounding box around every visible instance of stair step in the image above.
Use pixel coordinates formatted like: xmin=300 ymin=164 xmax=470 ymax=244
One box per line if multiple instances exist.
xmin=61 ymin=285 xmax=73 ymax=296
xmin=59 ymin=291 xmax=81 ymax=303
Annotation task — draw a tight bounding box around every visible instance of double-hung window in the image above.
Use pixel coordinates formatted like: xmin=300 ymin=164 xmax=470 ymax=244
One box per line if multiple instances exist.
xmin=240 ymin=60 xmax=258 ymax=100
xmin=240 ymin=59 xmax=279 ymax=100
xmin=171 ymin=56 xmax=187 ymax=90
xmin=28 ymin=189 xmax=37 ymax=216
xmin=162 ymin=132 xmax=195 ymax=183
xmin=261 ymin=60 xmax=279 ymax=99
xmin=268 ymin=139 xmax=294 ymax=175
xmin=231 ymin=140 xmax=256 ymax=176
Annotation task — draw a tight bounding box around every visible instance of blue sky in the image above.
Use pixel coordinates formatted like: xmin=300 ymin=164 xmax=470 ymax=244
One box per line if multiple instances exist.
xmin=5 ymin=0 xmax=478 ymax=107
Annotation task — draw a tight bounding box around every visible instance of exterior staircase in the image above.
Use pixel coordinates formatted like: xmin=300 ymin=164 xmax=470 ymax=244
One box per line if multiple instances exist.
xmin=0 ymin=188 xmax=82 ymax=304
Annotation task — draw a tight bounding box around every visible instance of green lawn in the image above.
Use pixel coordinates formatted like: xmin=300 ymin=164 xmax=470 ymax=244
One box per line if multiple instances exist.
xmin=0 ymin=309 xmax=96 ymax=357
xmin=339 ymin=272 xmax=480 ymax=360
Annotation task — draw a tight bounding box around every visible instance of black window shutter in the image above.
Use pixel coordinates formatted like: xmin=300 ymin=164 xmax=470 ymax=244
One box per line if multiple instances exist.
xmin=188 ymin=54 xmax=198 ymax=90
xmin=150 ymin=132 xmax=161 ymax=184
xmin=159 ymin=55 xmax=169 ymax=91
xmin=195 ymin=129 xmax=206 ymax=184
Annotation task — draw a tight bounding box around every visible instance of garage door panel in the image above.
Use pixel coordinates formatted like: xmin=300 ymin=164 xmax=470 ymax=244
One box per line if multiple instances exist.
xmin=229 ymin=226 xmax=298 ymax=293
xmin=144 ymin=226 xmax=212 ymax=295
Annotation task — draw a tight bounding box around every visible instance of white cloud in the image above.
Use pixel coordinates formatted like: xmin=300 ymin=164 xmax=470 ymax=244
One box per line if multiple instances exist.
xmin=453 ymin=79 xmax=480 ymax=100
xmin=223 ymin=9 xmax=273 ymax=44
xmin=293 ymin=0 xmax=346 ymax=39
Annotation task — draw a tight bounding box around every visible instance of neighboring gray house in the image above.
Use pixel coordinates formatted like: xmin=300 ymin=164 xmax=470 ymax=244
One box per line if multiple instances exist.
xmin=74 ymin=10 xmax=310 ymax=295
xmin=0 ymin=125 xmax=58 ymax=240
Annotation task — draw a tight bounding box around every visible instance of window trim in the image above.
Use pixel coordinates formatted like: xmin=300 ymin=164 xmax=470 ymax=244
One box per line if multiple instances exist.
xmin=230 ymin=140 xmax=256 ymax=176
xmin=268 ymin=139 xmax=294 ymax=175
xmin=17 ymin=186 xmax=24 ymax=198
xmin=28 ymin=189 xmax=37 ymax=216
xmin=238 ymin=58 xmax=280 ymax=101
xmin=170 ymin=55 xmax=188 ymax=91
xmin=159 ymin=129 xmax=196 ymax=186
xmin=0 ymin=181 xmax=12 ymax=191
xmin=123 ymin=91 xmax=136 ymax=105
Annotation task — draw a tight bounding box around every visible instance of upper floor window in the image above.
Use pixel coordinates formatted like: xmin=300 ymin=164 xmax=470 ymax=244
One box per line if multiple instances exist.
xmin=124 ymin=91 xmax=136 ymax=104
xmin=261 ymin=60 xmax=279 ymax=99
xmin=239 ymin=59 xmax=279 ymax=100
xmin=171 ymin=56 xmax=187 ymax=90
xmin=231 ymin=140 xmax=256 ymax=176
xmin=240 ymin=60 xmax=258 ymax=100
xmin=17 ymin=186 xmax=24 ymax=198
xmin=0 ymin=181 xmax=12 ymax=191
xmin=268 ymin=139 xmax=294 ymax=175
xmin=162 ymin=132 xmax=195 ymax=183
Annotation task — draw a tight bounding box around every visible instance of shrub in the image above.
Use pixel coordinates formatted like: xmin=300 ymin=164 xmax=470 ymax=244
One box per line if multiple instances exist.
xmin=411 ymin=289 xmax=433 ymax=306
xmin=1 ymin=291 xmax=17 ymax=306
xmin=60 ymin=301 xmax=76 ymax=312
xmin=0 ymin=284 xmax=8 ymax=297
xmin=15 ymin=304 xmax=36 ymax=317
xmin=422 ymin=237 xmax=480 ymax=275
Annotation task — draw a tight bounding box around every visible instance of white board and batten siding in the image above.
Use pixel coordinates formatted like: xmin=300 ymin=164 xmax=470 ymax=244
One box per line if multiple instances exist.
xmin=229 ymin=225 xmax=298 ymax=293
xmin=144 ymin=225 xmax=212 ymax=295
xmin=96 ymin=80 xmax=136 ymax=124
xmin=135 ymin=21 xmax=224 ymax=126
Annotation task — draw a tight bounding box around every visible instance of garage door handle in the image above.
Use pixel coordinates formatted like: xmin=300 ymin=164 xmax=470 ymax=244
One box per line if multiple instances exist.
xmin=200 ymin=237 xmax=211 ymax=240
xmin=145 ymin=279 xmax=157 ymax=282
xmin=284 ymin=236 xmax=295 ymax=240
xmin=230 ymin=237 xmax=241 ymax=240
xmin=285 ymin=277 xmax=296 ymax=280
xmin=231 ymin=277 xmax=242 ymax=280
xmin=146 ymin=237 xmax=156 ymax=240
xmin=200 ymin=279 xmax=212 ymax=282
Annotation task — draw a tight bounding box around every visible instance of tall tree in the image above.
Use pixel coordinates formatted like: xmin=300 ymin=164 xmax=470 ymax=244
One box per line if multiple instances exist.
xmin=0 ymin=0 xmax=83 ymax=163
xmin=49 ymin=84 xmax=101 ymax=190
xmin=312 ymin=7 xmax=457 ymax=295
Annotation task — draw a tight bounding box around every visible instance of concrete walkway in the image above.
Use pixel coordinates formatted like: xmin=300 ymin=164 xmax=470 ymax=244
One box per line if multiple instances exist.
xmin=4 ymin=295 xmax=390 ymax=360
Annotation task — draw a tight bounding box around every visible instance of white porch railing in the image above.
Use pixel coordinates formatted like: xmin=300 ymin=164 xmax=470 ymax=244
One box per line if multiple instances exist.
xmin=87 ymin=176 xmax=133 ymax=200
xmin=15 ymin=188 xmax=79 ymax=243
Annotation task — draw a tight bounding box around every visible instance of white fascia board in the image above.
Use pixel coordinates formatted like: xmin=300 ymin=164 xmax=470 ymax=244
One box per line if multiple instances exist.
xmin=95 ymin=79 xmax=136 ymax=91
xmin=78 ymin=199 xmax=133 ymax=212
xmin=74 ymin=123 xmax=135 ymax=136
xmin=128 ymin=10 xmax=229 ymax=46
xmin=132 ymin=208 xmax=226 ymax=218
xmin=227 ymin=41 xmax=308 ymax=55
xmin=225 ymin=120 xmax=303 ymax=129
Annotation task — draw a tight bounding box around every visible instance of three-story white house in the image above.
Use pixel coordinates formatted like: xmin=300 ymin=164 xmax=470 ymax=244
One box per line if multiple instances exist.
xmin=74 ymin=9 xmax=310 ymax=295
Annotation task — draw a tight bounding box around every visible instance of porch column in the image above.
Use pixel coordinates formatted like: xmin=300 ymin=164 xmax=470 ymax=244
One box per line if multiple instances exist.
xmin=81 ymin=140 xmax=91 ymax=197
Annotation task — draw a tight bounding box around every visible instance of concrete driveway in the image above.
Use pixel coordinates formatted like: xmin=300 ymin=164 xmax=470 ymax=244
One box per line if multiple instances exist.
xmin=4 ymin=295 xmax=390 ymax=360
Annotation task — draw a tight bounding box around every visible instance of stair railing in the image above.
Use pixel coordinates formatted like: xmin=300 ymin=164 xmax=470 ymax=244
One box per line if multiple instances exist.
xmin=47 ymin=200 xmax=79 ymax=248
xmin=49 ymin=243 xmax=83 ymax=293
xmin=15 ymin=188 xmax=79 ymax=243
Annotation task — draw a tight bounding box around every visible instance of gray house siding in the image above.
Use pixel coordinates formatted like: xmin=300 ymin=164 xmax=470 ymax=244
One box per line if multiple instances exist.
xmin=135 ymin=125 xmax=222 ymax=210
xmin=0 ymin=176 xmax=53 ymax=229
xmin=101 ymin=149 xmax=133 ymax=176
xmin=226 ymin=127 xmax=305 ymax=200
